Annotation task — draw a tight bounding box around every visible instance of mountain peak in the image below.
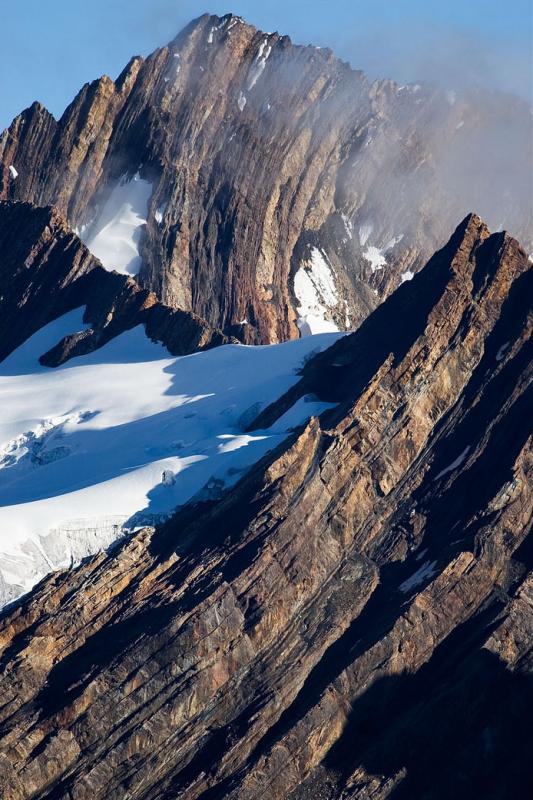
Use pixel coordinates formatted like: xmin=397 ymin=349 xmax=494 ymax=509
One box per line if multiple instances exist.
xmin=1 ymin=13 xmax=530 ymax=345
xmin=170 ymin=11 xmax=256 ymax=48
xmin=0 ymin=11 xmax=531 ymax=799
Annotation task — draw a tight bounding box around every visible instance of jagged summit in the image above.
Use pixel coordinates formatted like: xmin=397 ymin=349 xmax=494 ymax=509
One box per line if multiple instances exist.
xmin=1 ymin=12 xmax=530 ymax=344
xmin=0 ymin=11 xmax=531 ymax=797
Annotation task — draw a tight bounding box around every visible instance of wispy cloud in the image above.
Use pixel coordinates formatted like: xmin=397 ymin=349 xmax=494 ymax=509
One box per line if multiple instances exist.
xmin=334 ymin=21 xmax=532 ymax=101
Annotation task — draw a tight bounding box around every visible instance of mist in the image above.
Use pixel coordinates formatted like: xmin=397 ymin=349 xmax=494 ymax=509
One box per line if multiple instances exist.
xmin=133 ymin=1 xmax=532 ymax=101
xmin=328 ymin=17 xmax=532 ymax=102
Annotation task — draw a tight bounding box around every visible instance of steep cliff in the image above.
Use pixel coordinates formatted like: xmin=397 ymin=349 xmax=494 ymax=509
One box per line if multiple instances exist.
xmin=1 ymin=13 xmax=531 ymax=343
xmin=0 ymin=215 xmax=530 ymax=799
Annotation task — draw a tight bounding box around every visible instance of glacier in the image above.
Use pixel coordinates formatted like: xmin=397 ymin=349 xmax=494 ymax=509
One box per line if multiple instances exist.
xmin=0 ymin=310 xmax=341 ymax=606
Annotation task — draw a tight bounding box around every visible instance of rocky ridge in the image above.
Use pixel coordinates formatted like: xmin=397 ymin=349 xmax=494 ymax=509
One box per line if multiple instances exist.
xmin=0 ymin=200 xmax=232 ymax=365
xmin=0 ymin=215 xmax=531 ymax=799
xmin=1 ymin=13 xmax=531 ymax=343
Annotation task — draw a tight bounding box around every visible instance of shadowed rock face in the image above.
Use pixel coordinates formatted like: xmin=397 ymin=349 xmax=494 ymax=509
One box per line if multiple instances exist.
xmin=1 ymin=13 xmax=531 ymax=343
xmin=0 ymin=200 xmax=232 ymax=364
xmin=0 ymin=215 xmax=530 ymax=799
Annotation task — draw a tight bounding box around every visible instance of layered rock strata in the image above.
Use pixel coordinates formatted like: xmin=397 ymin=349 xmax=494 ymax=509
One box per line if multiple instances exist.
xmin=0 ymin=200 xmax=231 ymax=365
xmin=1 ymin=14 xmax=530 ymax=342
xmin=0 ymin=215 xmax=531 ymax=799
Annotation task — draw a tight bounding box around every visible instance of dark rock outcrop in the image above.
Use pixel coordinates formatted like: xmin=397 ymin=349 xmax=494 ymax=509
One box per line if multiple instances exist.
xmin=0 ymin=216 xmax=530 ymax=799
xmin=0 ymin=200 xmax=232 ymax=365
xmin=1 ymin=13 xmax=531 ymax=343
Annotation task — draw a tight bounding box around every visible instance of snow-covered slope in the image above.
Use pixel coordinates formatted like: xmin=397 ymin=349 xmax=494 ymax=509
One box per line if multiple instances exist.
xmin=80 ymin=173 xmax=152 ymax=275
xmin=294 ymin=248 xmax=340 ymax=335
xmin=0 ymin=311 xmax=340 ymax=606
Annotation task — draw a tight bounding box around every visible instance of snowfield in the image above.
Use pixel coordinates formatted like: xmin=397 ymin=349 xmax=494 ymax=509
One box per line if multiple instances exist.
xmin=0 ymin=310 xmax=341 ymax=605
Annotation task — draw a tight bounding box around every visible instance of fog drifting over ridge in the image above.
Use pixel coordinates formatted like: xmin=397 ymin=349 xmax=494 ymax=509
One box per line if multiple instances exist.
xmin=0 ymin=0 xmax=531 ymax=131
xmin=1 ymin=5 xmax=531 ymax=253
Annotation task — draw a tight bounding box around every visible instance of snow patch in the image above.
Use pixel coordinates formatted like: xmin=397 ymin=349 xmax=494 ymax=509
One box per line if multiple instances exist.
xmin=8 ymin=165 xmax=18 ymax=179
xmin=172 ymin=52 xmax=181 ymax=77
xmin=0 ymin=310 xmax=342 ymax=605
xmin=247 ymin=39 xmax=272 ymax=90
xmin=384 ymin=234 xmax=404 ymax=250
xmin=496 ymin=342 xmax=509 ymax=362
xmin=294 ymin=248 xmax=340 ymax=336
xmin=81 ymin=172 xmax=152 ymax=275
xmin=363 ymin=246 xmax=387 ymax=273
xmin=434 ymin=446 xmax=470 ymax=480
xmin=216 ymin=434 xmax=268 ymax=454
xmin=73 ymin=219 xmax=93 ymax=238
xmin=343 ymin=300 xmax=351 ymax=329
xmin=401 ymin=270 xmax=414 ymax=283
xmin=237 ymin=92 xmax=247 ymax=111
xmin=341 ymin=213 xmax=353 ymax=239
xmin=363 ymin=234 xmax=403 ymax=273
xmin=270 ymin=395 xmax=337 ymax=432
xmin=154 ymin=202 xmax=167 ymax=225
xmin=399 ymin=560 xmax=438 ymax=593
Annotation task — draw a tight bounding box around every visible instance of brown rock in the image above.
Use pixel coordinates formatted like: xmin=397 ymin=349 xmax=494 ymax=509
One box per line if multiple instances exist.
xmin=0 ymin=200 xmax=233 ymax=365
xmin=1 ymin=14 xmax=530 ymax=343
xmin=0 ymin=217 xmax=530 ymax=798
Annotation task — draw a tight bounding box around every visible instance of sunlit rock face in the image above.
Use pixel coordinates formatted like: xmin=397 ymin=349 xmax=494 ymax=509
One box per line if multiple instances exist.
xmin=0 ymin=12 xmax=531 ymax=798
xmin=0 ymin=213 xmax=531 ymax=799
xmin=1 ymin=13 xmax=531 ymax=343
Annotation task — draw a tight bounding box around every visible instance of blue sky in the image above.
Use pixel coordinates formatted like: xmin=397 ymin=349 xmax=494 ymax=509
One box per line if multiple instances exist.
xmin=1 ymin=0 xmax=531 ymax=129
